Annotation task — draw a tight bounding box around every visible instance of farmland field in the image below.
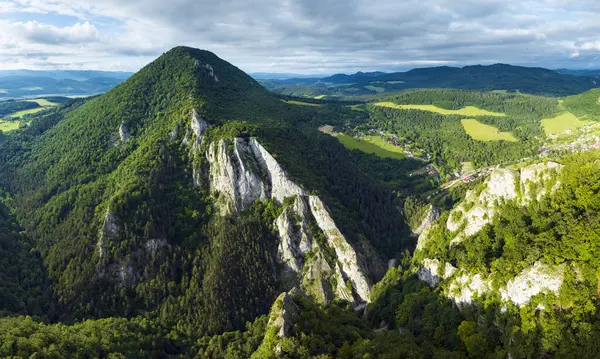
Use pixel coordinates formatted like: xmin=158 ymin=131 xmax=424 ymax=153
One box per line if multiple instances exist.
xmin=461 ymin=119 xmax=518 ymax=142
xmin=541 ymin=112 xmax=590 ymax=135
xmin=25 ymin=99 xmax=59 ymax=107
xmin=7 ymin=107 xmax=46 ymax=118
xmin=336 ymin=134 xmax=405 ymax=159
xmin=281 ymin=99 xmax=322 ymax=107
xmin=375 ymin=102 xmax=506 ymax=117
xmin=0 ymin=120 xmax=20 ymax=132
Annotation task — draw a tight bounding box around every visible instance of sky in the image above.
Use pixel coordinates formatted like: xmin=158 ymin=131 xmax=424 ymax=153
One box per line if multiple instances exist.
xmin=1 ymin=0 xmax=600 ymax=75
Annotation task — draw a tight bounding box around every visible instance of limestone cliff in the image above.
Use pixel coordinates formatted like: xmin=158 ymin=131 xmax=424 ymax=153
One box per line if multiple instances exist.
xmin=200 ymin=135 xmax=373 ymax=305
xmin=416 ymin=161 xmax=565 ymax=309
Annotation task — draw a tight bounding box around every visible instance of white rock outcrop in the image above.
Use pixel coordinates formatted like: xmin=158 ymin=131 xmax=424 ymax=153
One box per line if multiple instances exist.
xmin=190 ymin=109 xmax=209 ymax=146
xmin=195 ymin=60 xmax=219 ymax=82
xmin=308 ymin=195 xmax=371 ymax=303
xmin=447 ymin=273 xmax=491 ymax=307
xmin=268 ymin=290 xmax=300 ymax=338
xmin=413 ymin=205 xmax=440 ymax=236
xmin=418 ymin=258 xmax=456 ymax=287
xmin=119 ymin=123 xmax=130 ymax=142
xmin=207 ymin=138 xmax=269 ymax=214
xmin=519 ymin=162 xmax=562 ymax=203
xmin=415 ymin=162 xmax=566 ymax=310
xmin=206 ymin=137 xmax=304 ymax=214
xmin=447 ymin=168 xmax=517 ymax=244
xmin=276 ymin=197 xmax=312 ymax=272
xmin=98 ymin=209 xmax=119 ymax=259
xmin=500 ymin=261 xmax=564 ymax=306
xmin=205 ymin=136 xmax=373 ymax=304
xmin=248 ymin=138 xmax=305 ymax=202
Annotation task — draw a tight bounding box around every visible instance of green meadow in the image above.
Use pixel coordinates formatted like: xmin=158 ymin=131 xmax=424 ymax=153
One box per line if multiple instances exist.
xmin=461 ymin=119 xmax=518 ymax=142
xmin=0 ymin=120 xmax=20 ymax=132
xmin=375 ymin=102 xmax=506 ymax=117
xmin=336 ymin=134 xmax=405 ymax=159
xmin=541 ymin=112 xmax=590 ymax=136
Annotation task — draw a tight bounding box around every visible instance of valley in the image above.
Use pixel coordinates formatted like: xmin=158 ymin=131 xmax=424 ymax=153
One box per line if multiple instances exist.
xmin=1 ymin=47 xmax=600 ymax=359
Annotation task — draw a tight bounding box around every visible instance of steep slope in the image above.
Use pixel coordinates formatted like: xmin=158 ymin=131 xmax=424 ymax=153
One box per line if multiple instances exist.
xmin=0 ymin=47 xmax=410 ymax=336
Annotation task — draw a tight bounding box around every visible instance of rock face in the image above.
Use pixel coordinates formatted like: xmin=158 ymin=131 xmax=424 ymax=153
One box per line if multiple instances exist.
xmin=500 ymin=262 xmax=564 ymax=306
xmin=190 ymin=109 xmax=209 ymax=147
xmin=119 ymin=123 xmax=130 ymax=142
xmin=98 ymin=209 xmax=119 ymax=259
xmin=195 ymin=59 xmax=219 ymax=82
xmin=276 ymin=196 xmax=313 ymax=273
xmin=416 ymin=162 xmax=566 ymax=309
xmin=202 ymin=135 xmax=373 ymax=305
xmin=413 ymin=205 xmax=440 ymax=236
xmin=447 ymin=168 xmax=517 ymax=244
xmin=268 ymin=290 xmax=300 ymax=338
xmin=447 ymin=273 xmax=491 ymax=307
xmin=418 ymin=258 xmax=456 ymax=287
xmin=446 ymin=163 xmax=561 ymax=245
xmin=205 ymin=137 xmax=305 ymax=214
xmin=519 ymin=162 xmax=562 ymax=203
xmin=308 ymin=195 xmax=371 ymax=303
xmin=207 ymin=138 xmax=269 ymax=214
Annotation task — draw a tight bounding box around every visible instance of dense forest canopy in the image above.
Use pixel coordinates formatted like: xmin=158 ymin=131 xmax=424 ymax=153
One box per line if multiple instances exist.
xmin=1 ymin=47 xmax=600 ymax=358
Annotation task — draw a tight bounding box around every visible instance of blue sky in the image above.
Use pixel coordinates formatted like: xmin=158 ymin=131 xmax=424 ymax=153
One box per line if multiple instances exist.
xmin=0 ymin=0 xmax=599 ymax=74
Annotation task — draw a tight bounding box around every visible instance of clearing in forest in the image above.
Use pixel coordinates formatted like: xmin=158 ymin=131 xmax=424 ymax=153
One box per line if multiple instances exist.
xmin=336 ymin=134 xmax=405 ymax=159
xmin=25 ymin=99 xmax=59 ymax=107
xmin=281 ymin=99 xmax=322 ymax=107
xmin=541 ymin=112 xmax=590 ymax=136
xmin=461 ymin=119 xmax=518 ymax=142
xmin=7 ymin=107 xmax=46 ymax=118
xmin=375 ymin=102 xmax=506 ymax=117
xmin=0 ymin=120 xmax=20 ymax=132
xmin=318 ymin=125 xmax=334 ymax=134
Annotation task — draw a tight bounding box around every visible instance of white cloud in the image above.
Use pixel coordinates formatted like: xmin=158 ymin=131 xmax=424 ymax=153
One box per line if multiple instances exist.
xmin=1 ymin=0 xmax=600 ymax=72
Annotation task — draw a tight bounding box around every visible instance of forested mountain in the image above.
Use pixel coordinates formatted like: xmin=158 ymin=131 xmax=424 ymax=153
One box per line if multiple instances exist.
xmin=260 ymin=64 xmax=599 ymax=98
xmin=0 ymin=70 xmax=132 ymax=98
xmin=2 ymin=47 xmax=600 ymax=358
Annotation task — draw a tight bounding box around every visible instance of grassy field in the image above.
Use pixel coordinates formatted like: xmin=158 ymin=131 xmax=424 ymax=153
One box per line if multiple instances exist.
xmin=0 ymin=120 xmax=20 ymax=132
xmin=461 ymin=119 xmax=518 ymax=142
xmin=541 ymin=112 xmax=590 ymax=136
xmin=7 ymin=107 xmax=47 ymax=118
xmin=364 ymin=85 xmax=385 ymax=93
xmin=336 ymin=134 xmax=405 ymax=159
xmin=375 ymin=102 xmax=506 ymax=117
xmin=281 ymin=99 xmax=322 ymax=107
xmin=25 ymin=99 xmax=59 ymax=107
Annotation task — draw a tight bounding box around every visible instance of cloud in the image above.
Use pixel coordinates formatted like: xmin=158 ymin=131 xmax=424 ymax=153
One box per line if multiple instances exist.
xmin=1 ymin=0 xmax=600 ymax=72
xmin=2 ymin=21 xmax=100 ymax=44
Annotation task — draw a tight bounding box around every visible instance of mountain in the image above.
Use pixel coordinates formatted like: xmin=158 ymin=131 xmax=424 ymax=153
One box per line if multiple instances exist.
xmin=556 ymin=68 xmax=600 ymax=77
xmin=0 ymin=46 xmax=413 ymax=352
xmin=0 ymin=70 xmax=133 ymax=98
xmin=260 ymin=63 xmax=600 ymax=97
xmin=2 ymin=47 xmax=600 ymax=358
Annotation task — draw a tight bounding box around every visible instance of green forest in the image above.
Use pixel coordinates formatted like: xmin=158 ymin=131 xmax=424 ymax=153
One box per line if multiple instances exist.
xmin=1 ymin=46 xmax=600 ymax=359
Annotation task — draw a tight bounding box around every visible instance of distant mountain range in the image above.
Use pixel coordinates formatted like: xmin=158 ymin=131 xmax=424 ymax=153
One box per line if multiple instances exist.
xmin=0 ymin=70 xmax=133 ymax=99
xmin=258 ymin=64 xmax=600 ymax=97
